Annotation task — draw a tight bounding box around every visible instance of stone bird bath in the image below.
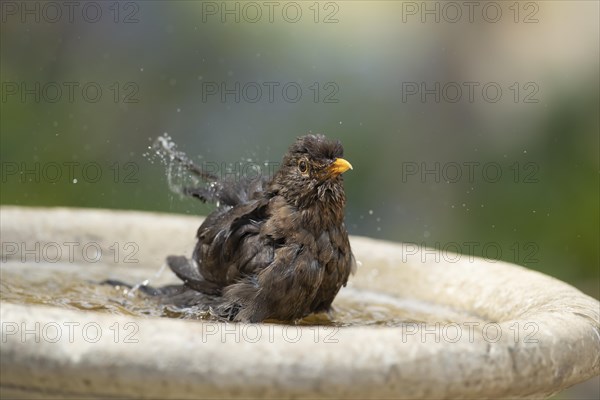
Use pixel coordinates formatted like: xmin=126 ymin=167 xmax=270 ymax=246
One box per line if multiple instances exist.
xmin=1 ymin=206 xmax=598 ymax=398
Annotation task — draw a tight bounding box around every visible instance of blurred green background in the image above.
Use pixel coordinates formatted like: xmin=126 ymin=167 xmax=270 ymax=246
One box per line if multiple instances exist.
xmin=1 ymin=0 xmax=598 ymax=304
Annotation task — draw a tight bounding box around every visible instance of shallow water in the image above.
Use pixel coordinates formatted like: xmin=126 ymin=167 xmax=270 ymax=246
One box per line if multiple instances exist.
xmin=0 ymin=261 xmax=481 ymax=327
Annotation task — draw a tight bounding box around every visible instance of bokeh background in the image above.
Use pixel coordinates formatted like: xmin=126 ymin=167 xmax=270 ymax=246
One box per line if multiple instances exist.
xmin=1 ymin=0 xmax=598 ymax=397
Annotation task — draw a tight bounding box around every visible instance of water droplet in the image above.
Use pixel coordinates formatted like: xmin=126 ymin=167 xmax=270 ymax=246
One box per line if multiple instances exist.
xmin=72 ymin=178 xmax=78 ymax=184
xmin=368 ymin=210 xmax=373 ymax=215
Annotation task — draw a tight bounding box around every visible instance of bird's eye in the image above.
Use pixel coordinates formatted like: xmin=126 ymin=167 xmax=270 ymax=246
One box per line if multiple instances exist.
xmin=298 ymin=160 xmax=308 ymax=174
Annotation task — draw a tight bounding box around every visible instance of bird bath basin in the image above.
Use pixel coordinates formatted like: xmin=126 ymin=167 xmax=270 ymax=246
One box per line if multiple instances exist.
xmin=1 ymin=206 xmax=598 ymax=399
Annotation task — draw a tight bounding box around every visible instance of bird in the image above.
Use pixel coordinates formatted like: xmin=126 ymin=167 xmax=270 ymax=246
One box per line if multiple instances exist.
xmin=105 ymin=134 xmax=355 ymax=323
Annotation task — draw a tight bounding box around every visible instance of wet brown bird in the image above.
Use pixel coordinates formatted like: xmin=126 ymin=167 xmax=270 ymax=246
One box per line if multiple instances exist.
xmin=167 ymin=134 xmax=356 ymax=322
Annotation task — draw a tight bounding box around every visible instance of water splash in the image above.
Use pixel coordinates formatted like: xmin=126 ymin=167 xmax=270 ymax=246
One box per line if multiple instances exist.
xmin=126 ymin=263 xmax=167 ymax=298
xmin=144 ymin=134 xmax=277 ymax=201
xmin=143 ymin=133 xmax=204 ymax=197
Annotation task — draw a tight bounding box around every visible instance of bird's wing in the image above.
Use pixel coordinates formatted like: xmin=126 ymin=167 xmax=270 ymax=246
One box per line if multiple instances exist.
xmin=218 ymin=241 xmax=325 ymax=322
xmin=194 ymin=197 xmax=274 ymax=287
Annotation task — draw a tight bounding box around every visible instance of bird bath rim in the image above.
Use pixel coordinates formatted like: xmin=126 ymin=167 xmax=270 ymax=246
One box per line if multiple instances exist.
xmin=1 ymin=206 xmax=598 ymax=399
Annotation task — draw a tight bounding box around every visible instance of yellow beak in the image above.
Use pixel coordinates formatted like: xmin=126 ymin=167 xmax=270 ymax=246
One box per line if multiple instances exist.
xmin=328 ymin=158 xmax=353 ymax=177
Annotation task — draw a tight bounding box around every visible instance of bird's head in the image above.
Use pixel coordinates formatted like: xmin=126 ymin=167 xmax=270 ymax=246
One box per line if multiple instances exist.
xmin=270 ymin=134 xmax=352 ymax=211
